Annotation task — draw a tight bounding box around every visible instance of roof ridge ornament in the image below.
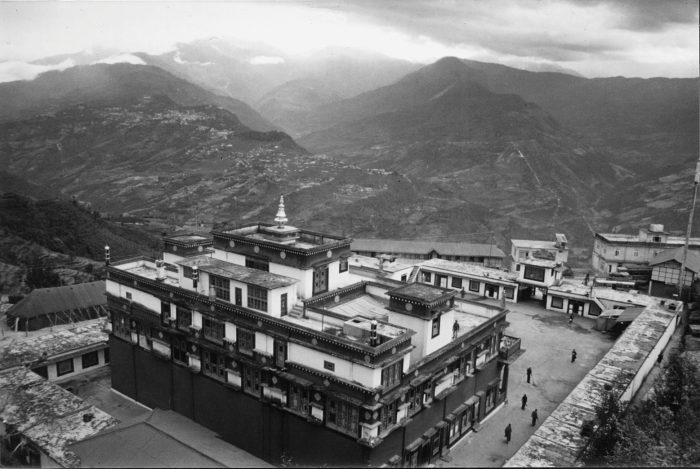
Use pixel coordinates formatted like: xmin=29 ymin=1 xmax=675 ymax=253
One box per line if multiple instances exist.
xmin=274 ymin=195 xmax=288 ymax=227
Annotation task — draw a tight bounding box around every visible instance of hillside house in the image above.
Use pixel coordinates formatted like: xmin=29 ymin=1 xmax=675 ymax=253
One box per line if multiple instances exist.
xmin=592 ymin=224 xmax=700 ymax=276
xmin=648 ymin=247 xmax=700 ymax=298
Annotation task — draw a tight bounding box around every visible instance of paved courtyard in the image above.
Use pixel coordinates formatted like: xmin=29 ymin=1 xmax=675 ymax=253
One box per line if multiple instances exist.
xmin=438 ymin=299 xmax=617 ymax=468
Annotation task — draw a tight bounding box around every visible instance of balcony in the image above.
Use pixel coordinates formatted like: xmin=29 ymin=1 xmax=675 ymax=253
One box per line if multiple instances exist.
xmin=499 ymin=335 xmax=522 ymax=362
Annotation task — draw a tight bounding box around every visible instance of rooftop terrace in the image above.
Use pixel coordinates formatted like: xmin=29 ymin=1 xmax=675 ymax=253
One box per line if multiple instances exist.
xmin=419 ymin=258 xmax=518 ymax=283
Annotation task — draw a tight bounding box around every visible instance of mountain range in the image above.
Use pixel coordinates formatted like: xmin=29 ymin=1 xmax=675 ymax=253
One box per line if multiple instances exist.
xmin=0 ymin=42 xmax=697 ymax=284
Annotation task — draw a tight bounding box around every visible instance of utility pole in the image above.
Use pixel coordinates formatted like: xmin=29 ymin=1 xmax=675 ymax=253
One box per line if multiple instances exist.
xmin=678 ymin=156 xmax=700 ymax=301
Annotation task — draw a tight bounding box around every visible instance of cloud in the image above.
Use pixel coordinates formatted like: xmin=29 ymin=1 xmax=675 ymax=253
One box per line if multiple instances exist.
xmin=95 ymin=54 xmax=146 ymax=65
xmin=249 ymin=55 xmax=285 ymax=65
xmin=0 ymin=58 xmax=75 ymax=83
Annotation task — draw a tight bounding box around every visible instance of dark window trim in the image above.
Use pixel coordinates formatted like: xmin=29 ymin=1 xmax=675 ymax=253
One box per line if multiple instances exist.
xmin=56 ymin=358 xmax=74 ymax=376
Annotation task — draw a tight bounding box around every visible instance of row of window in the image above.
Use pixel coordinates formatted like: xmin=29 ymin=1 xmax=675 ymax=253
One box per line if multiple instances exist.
xmin=421 ymin=271 xmax=515 ymax=298
xmin=33 ymin=349 xmax=108 ymax=379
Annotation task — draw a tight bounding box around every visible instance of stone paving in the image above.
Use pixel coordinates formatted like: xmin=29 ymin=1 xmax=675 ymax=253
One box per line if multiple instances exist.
xmin=437 ymin=299 xmax=617 ymax=468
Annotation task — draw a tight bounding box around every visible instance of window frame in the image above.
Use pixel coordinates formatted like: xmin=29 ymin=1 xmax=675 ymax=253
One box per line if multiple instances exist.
xmin=432 ymin=315 xmax=441 ymax=338
xmin=56 ymin=358 xmax=75 ymax=377
xmin=550 ymin=296 xmax=564 ymax=309
xmin=203 ymin=316 xmax=224 ymax=343
xmin=237 ymin=328 xmax=255 ymax=356
xmin=247 ymin=285 xmax=268 ymax=312
xmin=81 ymin=351 xmax=99 ymax=369
xmin=469 ymin=280 xmax=480 ymax=292
xmin=209 ymin=274 xmax=231 ymax=301
xmin=451 ymin=277 xmax=463 ymax=289
xmin=339 ymin=258 xmax=349 ymax=273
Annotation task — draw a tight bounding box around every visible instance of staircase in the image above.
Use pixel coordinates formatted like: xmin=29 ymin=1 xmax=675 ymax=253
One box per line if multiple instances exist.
xmin=408 ymin=265 xmax=421 ymax=283
xmin=289 ymin=304 xmax=304 ymax=318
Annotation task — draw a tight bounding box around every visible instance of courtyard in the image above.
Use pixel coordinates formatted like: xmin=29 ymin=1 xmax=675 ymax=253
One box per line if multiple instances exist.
xmin=438 ymin=299 xmax=617 ymax=467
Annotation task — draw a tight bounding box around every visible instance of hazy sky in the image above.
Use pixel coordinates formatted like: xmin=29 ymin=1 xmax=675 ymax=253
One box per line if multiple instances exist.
xmin=0 ymin=0 xmax=697 ymax=78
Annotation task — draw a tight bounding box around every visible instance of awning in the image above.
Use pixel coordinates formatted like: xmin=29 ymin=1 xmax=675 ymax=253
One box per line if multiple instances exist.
xmin=410 ymin=374 xmax=431 ymax=387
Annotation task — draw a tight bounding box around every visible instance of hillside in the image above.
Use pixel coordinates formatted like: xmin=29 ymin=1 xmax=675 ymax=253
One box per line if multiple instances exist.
xmin=0 ymin=193 xmax=161 ymax=294
xmin=0 ymin=63 xmax=277 ymax=131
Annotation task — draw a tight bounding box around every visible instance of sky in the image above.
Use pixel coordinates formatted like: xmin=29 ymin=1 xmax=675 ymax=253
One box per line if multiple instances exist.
xmin=0 ymin=0 xmax=697 ymax=80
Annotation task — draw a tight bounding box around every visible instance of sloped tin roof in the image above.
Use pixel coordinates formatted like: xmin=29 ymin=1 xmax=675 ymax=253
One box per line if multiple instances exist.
xmin=7 ymin=281 xmax=106 ymax=319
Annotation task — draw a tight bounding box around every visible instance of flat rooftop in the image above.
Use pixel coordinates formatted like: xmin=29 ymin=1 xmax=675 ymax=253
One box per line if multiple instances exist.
xmin=0 ymin=318 xmax=108 ymax=370
xmin=511 ymin=239 xmax=558 ymax=250
xmin=419 ymin=258 xmax=518 ymax=283
xmin=390 ymin=283 xmax=455 ymax=304
xmin=220 ymin=223 xmax=350 ymax=251
xmin=0 ymin=367 xmax=117 ymax=468
xmin=597 ymin=232 xmax=700 ymax=245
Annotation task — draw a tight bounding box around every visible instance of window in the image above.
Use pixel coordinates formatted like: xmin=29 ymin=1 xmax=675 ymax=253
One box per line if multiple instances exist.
xmin=633 ymin=250 xmax=639 ymax=257
xmin=280 ymin=293 xmax=288 ymax=316
xmin=172 ymin=336 xmax=188 ymax=364
xmin=401 ymin=274 xmax=407 ymax=282
xmin=210 ymin=275 xmax=230 ymax=301
xmin=237 ymin=328 xmax=255 ymax=356
xmin=469 ymin=280 xmax=479 ymax=292
xmin=432 ymin=315 xmax=441 ymax=338
xmin=380 ymin=399 xmax=398 ymax=431
xmin=247 ymin=285 xmax=268 ymax=312
xmin=381 ymin=359 xmax=403 ymax=388
xmin=235 ymin=287 xmax=242 ymax=306
xmin=33 ymin=366 xmax=48 ymax=379
xmin=183 ymin=266 xmax=194 ymax=279
xmin=653 ymin=236 xmax=661 ymax=242
xmin=161 ymin=301 xmax=171 ymax=323
xmin=274 ymin=340 xmax=287 ymax=368
xmin=504 ymin=287 xmax=515 ymax=299
xmin=289 ymin=384 xmax=309 ymax=415
xmin=339 ymin=258 xmax=348 ymax=273
xmin=421 ymin=271 xmax=432 ymax=283
xmin=125 ymin=291 xmax=132 ymax=300
xmin=327 ymin=398 xmax=359 ymax=436
xmin=435 ymin=274 xmax=447 ymax=288
xmin=524 ymin=265 xmax=545 ymax=282
xmin=550 ymin=296 xmax=564 ymax=309
xmin=515 ymin=264 xmax=521 ymax=271
xmin=313 ymin=267 xmax=329 ymax=295
xmin=243 ymin=365 xmax=261 ymax=396
xmin=614 ymin=250 xmax=620 ymax=256
xmin=112 ymin=312 xmax=130 ymax=340
xmin=203 ymin=317 xmax=224 ymax=343
xmin=176 ymin=307 xmax=192 ymax=330
xmin=451 ymin=277 xmax=463 ymax=289
xmin=324 ymin=360 xmax=335 ymax=372
xmin=246 ymin=256 xmax=269 ymax=272
xmin=202 ymin=348 xmax=226 ymax=381
xmin=57 ymin=358 xmax=74 ymax=377
xmin=82 ymin=351 xmax=99 ymax=369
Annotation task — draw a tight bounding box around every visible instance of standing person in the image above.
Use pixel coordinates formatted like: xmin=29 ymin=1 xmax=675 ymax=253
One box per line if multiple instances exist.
xmin=531 ymin=409 xmax=538 ymax=427
xmin=569 ymin=313 xmax=574 ymax=324
xmin=505 ymin=423 xmax=512 ymax=444
xmin=657 ymin=352 xmax=664 ymax=365
xmin=571 ymin=349 xmax=577 ymax=363
xmin=521 ymin=393 xmax=528 ymax=410
xmin=526 ymin=367 xmax=532 ymax=383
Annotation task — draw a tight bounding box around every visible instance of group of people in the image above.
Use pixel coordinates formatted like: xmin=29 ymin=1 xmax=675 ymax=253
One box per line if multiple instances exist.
xmin=505 ymin=357 xmax=577 ymax=444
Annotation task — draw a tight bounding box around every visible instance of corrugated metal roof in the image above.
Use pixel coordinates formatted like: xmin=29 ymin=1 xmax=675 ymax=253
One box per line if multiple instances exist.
xmin=7 ymin=281 xmax=106 ymax=319
xmin=351 ymin=239 xmax=505 ymax=258
xmin=649 ymin=247 xmax=700 ymax=274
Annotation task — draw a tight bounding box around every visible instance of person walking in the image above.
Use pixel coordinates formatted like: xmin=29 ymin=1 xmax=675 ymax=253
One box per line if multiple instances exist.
xmin=521 ymin=393 xmax=528 ymax=410
xmin=531 ymin=409 xmax=538 ymax=427
xmin=526 ymin=367 xmax=532 ymax=384
xmin=504 ymin=423 xmax=512 ymax=444
xmin=571 ymin=349 xmax=577 ymax=363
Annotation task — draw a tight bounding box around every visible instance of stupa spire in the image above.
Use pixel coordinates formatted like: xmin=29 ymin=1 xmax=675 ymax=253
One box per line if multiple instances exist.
xmin=274 ymin=195 xmax=288 ymax=227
